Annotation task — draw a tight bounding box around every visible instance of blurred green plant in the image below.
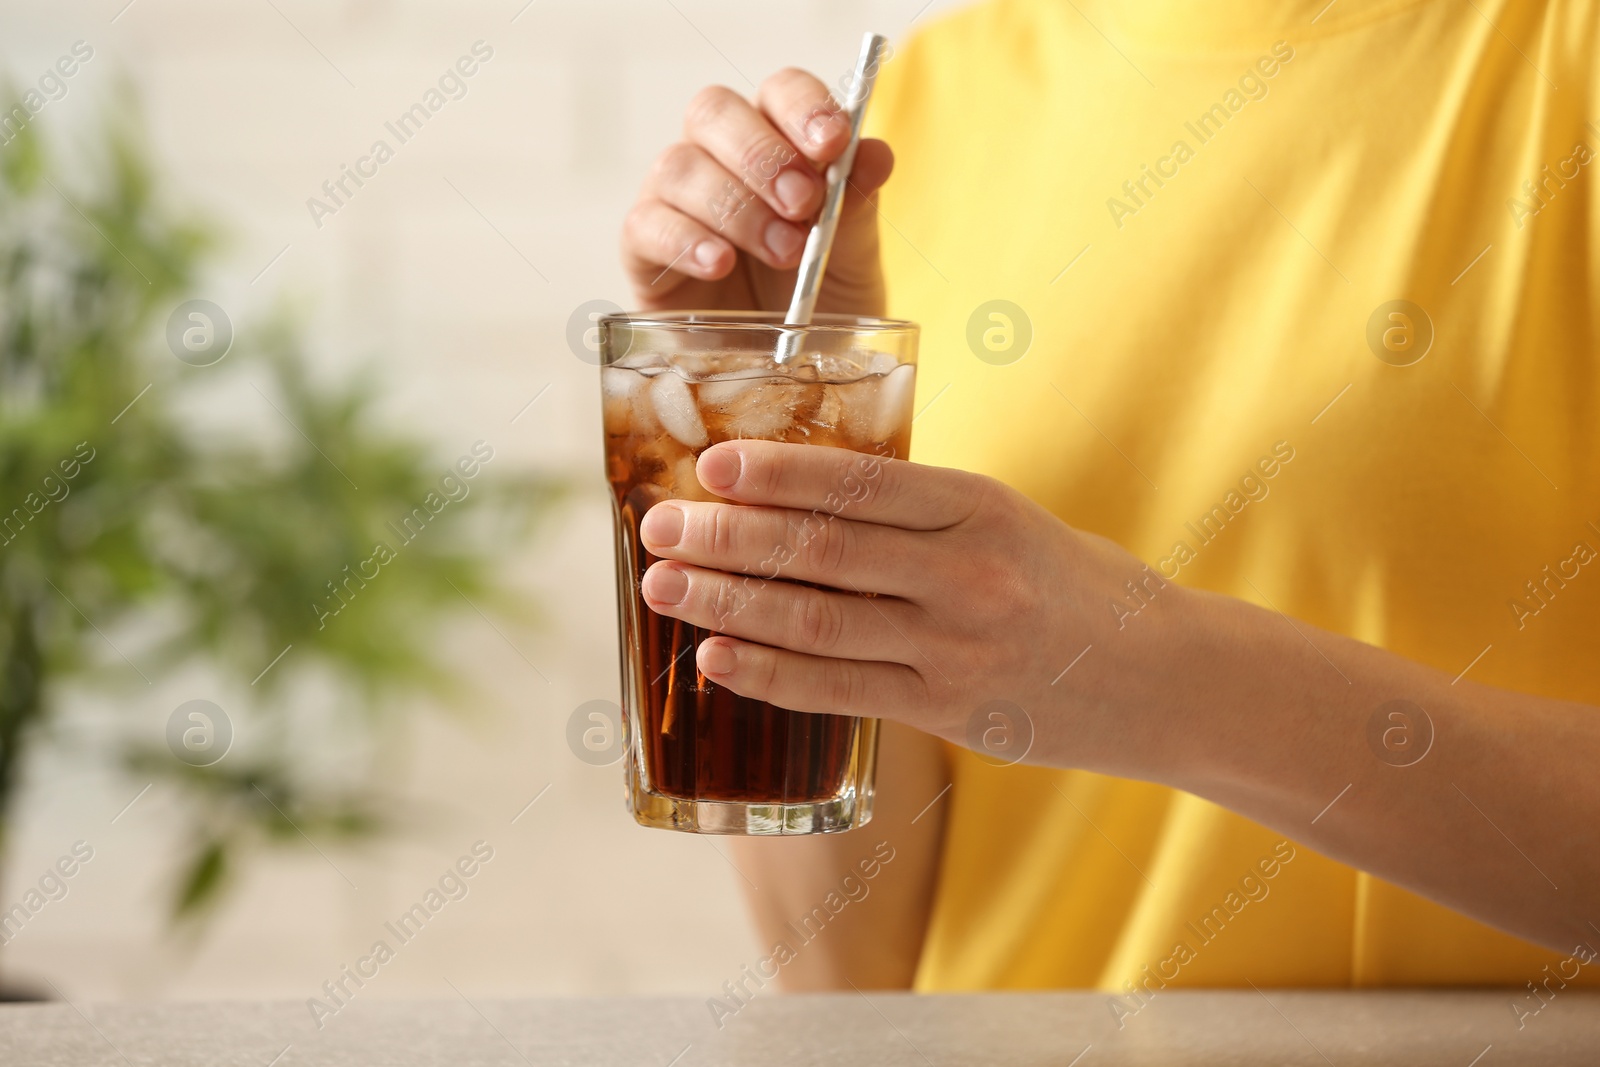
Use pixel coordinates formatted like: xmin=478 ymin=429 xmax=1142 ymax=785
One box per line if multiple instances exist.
xmin=0 ymin=106 xmax=559 ymax=941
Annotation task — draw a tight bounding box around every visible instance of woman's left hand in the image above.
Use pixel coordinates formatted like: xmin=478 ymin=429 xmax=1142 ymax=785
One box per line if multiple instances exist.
xmin=636 ymin=439 xmax=1184 ymax=771
xmin=636 ymin=440 xmax=1600 ymax=954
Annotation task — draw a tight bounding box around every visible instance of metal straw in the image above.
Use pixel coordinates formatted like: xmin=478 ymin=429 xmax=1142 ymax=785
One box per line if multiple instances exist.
xmin=776 ymin=32 xmax=888 ymax=363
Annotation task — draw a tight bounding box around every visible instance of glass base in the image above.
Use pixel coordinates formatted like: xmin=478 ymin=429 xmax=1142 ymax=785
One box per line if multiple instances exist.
xmin=627 ymin=784 xmax=873 ymax=836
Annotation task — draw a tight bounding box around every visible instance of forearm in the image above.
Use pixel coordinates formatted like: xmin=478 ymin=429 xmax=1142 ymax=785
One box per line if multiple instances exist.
xmin=728 ymin=721 xmax=949 ymax=990
xmin=1110 ymin=581 xmax=1600 ymax=954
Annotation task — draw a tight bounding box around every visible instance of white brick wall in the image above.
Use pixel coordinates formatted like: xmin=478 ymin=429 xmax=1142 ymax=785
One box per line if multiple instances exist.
xmin=0 ymin=0 xmax=968 ymax=1001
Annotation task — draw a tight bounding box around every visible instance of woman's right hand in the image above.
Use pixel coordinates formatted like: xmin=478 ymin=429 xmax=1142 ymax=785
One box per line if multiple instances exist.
xmin=621 ymin=67 xmax=893 ymax=317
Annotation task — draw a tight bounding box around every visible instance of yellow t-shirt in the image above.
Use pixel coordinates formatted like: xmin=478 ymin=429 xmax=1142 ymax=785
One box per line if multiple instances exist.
xmin=870 ymin=0 xmax=1600 ymax=989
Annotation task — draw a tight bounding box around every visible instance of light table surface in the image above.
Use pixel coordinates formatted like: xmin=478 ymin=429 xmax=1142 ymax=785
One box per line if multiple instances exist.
xmin=3 ymin=990 xmax=1596 ymax=1065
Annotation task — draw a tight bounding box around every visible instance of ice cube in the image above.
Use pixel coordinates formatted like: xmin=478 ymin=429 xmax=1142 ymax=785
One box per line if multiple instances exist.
xmin=729 ymin=390 xmax=799 ymax=439
xmin=865 ymin=351 xmax=899 ymax=377
xmin=668 ymin=453 xmax=718 ymax=502
xmin=696 ymin=376 xmax=762 ymax=408
xmin=833 ymin=379 xmax=879 ymax=442
xmin=808 ymin=352 xmax=868 ymax=383
xmin=699 ymin=377 xmax=800 ymax=440
xmin=782 ymin=384 xmax=824 ymax=442
xmin=701 ymin=350 xmax=773 ymax=380
xmin=665 ymin=351 xmax=720 ymax=379
xmin=602 ymin=367 xmax=651 ymax=434
xmin=601 ymin=366 xmax=637 ymax=398
xmin=870 ymin=363 xmax=916 ymax=443
xmin=651 ymin=371 xmax=709 ymax=448
xmin=814 ymin=384 xmax=844 ymax=430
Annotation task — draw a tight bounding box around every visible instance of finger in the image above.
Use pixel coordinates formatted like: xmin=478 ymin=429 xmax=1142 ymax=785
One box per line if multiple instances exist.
xmin=645 ymin=142 xmax=807 ymax=270
xmin=754 ymin=67 xmax=851 ymax=165
xmin=620 ymin=198 xmax=735 ymax=289
xmin=844 ymin=138 xmax=894 ymax=200
xmin=696 ymin=635 xmax=928 ymax=718
xmin=684 ymin=84 xmax=823 ymax=223
xmin=639 ymin=500 xmax=927 ymax=597
xmin=696 ymin=441 xmax=981 ymax=531
xmin=641 ymin=561 xmax=922 ymax=664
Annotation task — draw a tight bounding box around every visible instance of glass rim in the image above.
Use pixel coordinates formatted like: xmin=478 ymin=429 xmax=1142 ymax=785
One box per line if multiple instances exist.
xmin=600 ymin=310 xmax=916 ymax=333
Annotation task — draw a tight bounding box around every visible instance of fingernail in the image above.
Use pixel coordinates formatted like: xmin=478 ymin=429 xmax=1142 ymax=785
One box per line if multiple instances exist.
xmin=765 ymin=219 xmax=803 ymax=261
xmin=806 ymin=111 xmax=845 ymax=146
xmin=640 ymin=502 xmax=684 ymax=548
xmin=774 ymin=170 xmax=811 ymax=216
xmin=694 ymin=240 xmax=723 ymax=269
xmin=699 ymin=640 xmax=737 ymax=676
xmin=698 ymin=448 xmax=740 ymax=490
xmin=643 ymin=564 xmax=688 ymax=606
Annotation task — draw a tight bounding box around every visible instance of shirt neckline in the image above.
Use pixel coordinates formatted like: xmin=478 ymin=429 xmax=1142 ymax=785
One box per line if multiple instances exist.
xmin=1078 ymin=0 xmax=1444 ymax=52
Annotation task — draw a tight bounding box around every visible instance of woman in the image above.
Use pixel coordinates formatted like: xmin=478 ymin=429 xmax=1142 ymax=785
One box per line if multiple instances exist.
xmin=617 ymin=0 xmax=1600 ymax=996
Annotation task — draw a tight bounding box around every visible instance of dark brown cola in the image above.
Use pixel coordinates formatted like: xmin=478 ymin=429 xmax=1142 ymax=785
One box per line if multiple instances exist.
xmin=603 ymin=349 xmax=914 ymax=805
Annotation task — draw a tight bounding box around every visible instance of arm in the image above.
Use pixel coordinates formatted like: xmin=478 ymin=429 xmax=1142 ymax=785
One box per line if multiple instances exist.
xmin=728 ymin=721 xmax=949 ymax=989
xmin=1156 ymin=585 xmax=1597 ymax=952
xmin=637 ymin=440 xmax=1600 ymax=954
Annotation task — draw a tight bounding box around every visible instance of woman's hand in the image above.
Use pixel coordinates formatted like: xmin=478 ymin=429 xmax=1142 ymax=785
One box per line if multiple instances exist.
xmin=635 ymin=439 xmax=1177 ymax=770
xmin=621 ymin=69 xmax=893 ymax=315
xmin=638 ymin=441 xmax=1600 ymax=955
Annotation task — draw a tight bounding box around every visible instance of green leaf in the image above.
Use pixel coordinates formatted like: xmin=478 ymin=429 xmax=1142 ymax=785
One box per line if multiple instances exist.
xmin=172 ymin=839 xmax=228 ymax=921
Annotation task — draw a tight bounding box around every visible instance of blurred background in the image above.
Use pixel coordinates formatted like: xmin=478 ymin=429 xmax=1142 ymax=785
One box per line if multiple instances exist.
xmin=0 ymin=0 xmax=962 ymax=1001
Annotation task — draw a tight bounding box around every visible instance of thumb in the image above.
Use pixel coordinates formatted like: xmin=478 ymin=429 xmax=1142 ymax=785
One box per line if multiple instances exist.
xmin=840 ymin=138 xmax=895 ymax=208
